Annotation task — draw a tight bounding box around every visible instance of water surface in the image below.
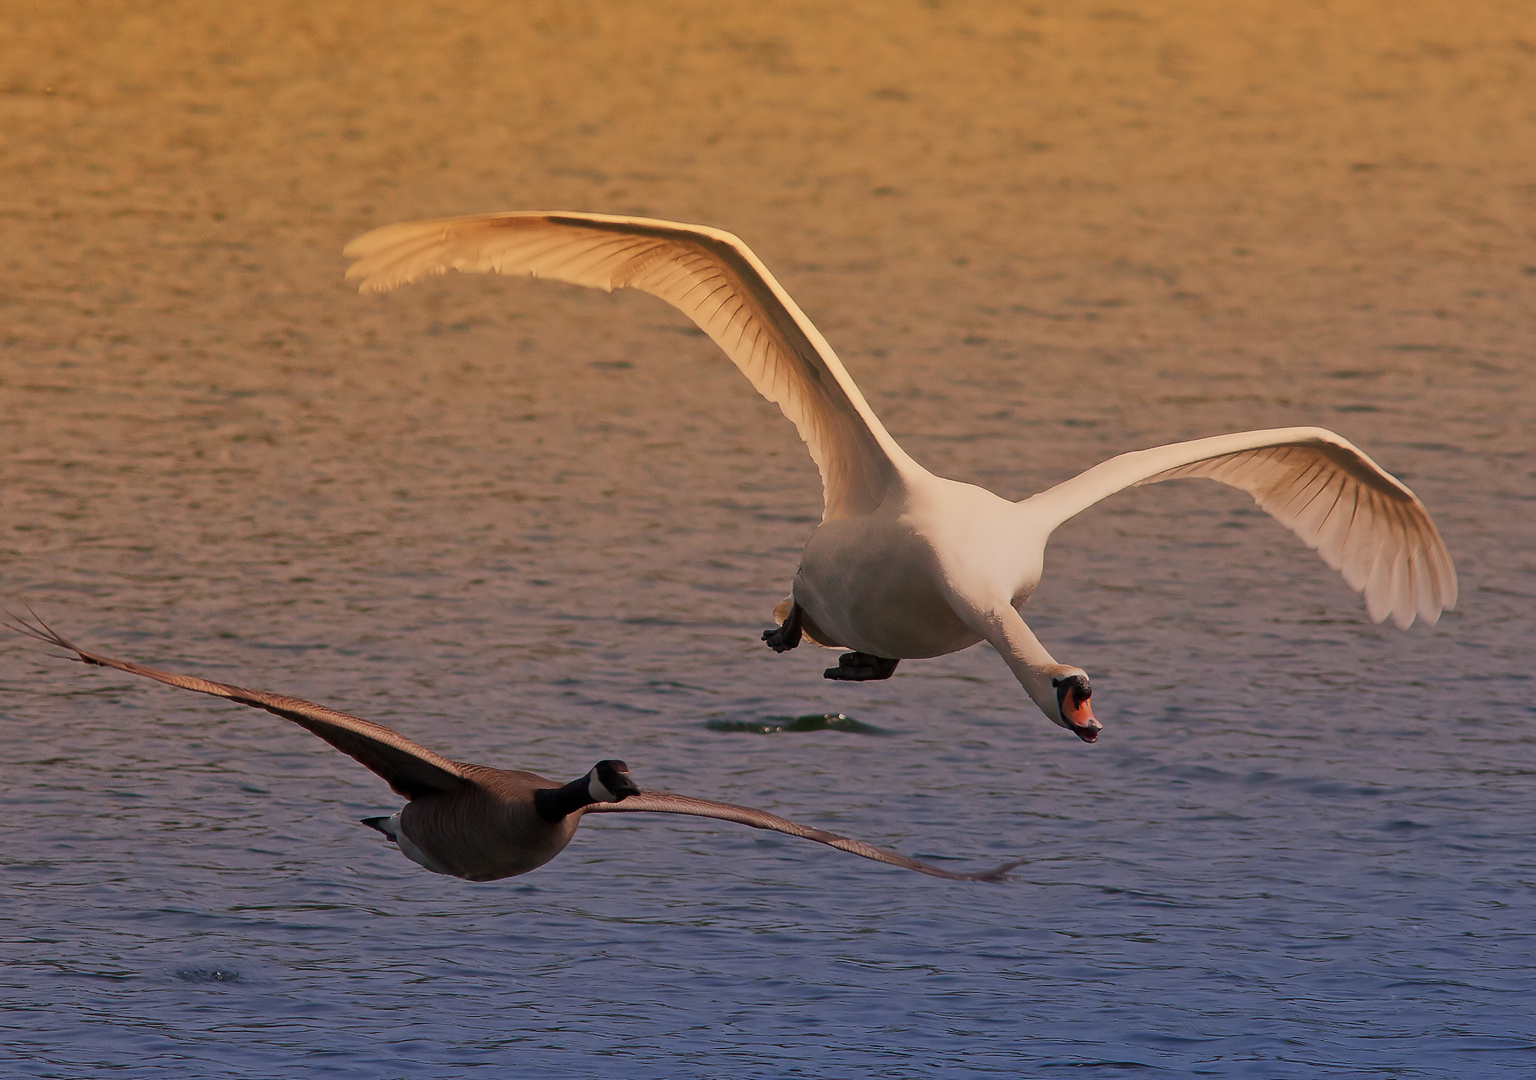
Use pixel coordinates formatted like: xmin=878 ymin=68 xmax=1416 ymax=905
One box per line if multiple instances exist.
xmin=3 ymin=2 xmax=1534 ymax=1076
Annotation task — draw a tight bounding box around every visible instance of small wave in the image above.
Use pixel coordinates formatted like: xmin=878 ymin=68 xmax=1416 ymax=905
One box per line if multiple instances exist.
xmin=702 ymin=713 xmax=891 ymax=736
xmin=173 ymin=967 xmax=242 ymax=984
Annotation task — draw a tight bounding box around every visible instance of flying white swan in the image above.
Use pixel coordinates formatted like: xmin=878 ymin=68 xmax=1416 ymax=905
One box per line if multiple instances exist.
xmin=344 ymin=212 xmax=1458 ymax=743
xmin=9 ymin=612 xmax=1019 ymax=882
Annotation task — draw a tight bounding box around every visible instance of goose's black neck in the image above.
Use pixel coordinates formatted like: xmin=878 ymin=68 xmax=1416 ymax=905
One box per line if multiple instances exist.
xmin=534 ymin=775 xmax=595 ymax=822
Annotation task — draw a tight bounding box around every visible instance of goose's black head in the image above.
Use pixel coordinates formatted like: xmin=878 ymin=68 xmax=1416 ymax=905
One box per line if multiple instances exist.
xmin=536 ymin=760 xmax=644 ymax=822
xmin=588 ymin=759 xmax=641 ymax=802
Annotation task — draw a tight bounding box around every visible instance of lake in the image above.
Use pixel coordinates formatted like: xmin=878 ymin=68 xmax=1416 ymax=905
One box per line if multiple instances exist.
xmin=3 ymin=2 xmax=1533 ymax=1076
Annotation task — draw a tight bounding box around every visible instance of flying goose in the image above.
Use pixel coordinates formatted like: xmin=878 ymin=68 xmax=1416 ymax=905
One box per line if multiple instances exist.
xmin=8 ymin=612 xmax=1017 ymax=882
xmin=344 ymin=212 xmax=1458 ymax=742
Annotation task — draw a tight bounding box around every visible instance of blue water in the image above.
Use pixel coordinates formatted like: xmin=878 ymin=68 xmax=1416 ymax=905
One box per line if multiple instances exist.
xmin=3 ymin=289 xmax=1531 ymax=1078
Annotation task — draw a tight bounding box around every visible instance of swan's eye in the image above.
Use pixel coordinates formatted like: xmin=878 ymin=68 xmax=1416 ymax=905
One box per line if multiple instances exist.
xmin=1053 ymin=674 xmax=1091 ymax=705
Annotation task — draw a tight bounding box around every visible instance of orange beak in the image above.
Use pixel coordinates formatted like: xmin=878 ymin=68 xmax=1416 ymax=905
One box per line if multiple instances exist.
xmin=1061 ymin=686 xmax=1101 ymax=743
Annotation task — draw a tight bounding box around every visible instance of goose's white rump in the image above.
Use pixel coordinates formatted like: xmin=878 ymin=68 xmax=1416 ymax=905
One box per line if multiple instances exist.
xmin=345 ymin=210 xmax=1457 ymax=738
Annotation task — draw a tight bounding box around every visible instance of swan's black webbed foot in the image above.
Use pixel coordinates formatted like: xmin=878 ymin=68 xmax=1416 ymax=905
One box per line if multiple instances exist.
xmin=823 ymin=652 xmax=900 ymax=681
xmin=762 ymin=605 xmax=803 ymax=653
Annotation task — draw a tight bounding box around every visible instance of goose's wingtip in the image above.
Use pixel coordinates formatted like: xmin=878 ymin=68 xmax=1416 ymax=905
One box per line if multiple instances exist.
xmin=4 ymin=604 xmax=74 ymax=652
xmin=975 ymin=858 xmax=1027 ymax=883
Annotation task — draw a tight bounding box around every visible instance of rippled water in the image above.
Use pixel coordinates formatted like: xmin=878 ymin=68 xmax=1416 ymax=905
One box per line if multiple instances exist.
xmin=3 ymin=281 xmax=1531 ymax=1078
xmin=5 ymin=1 xmax=1536 ymax=1073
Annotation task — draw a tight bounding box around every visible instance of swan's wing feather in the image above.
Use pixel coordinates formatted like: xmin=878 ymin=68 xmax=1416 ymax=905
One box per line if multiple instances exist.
xmin=585 ymin=791 xmax=1020 ymax=882
xmin=344 ymin=212 xmax=901 ymax=520
xmin=1028 ymin=427 xmax=1457 ymax=628
xmin=8 ymin=611 xmax=468 ymax=799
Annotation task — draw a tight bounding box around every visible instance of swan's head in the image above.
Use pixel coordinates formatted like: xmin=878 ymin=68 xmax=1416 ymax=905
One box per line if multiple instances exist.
xmin=1049 ymin=670 xmax=1100 ymax=743
xmin=587 ymin=759 xmax=642 ymax=802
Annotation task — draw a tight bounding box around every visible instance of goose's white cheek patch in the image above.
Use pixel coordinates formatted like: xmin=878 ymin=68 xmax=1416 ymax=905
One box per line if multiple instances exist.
xmin=588 ymin=774 xmax=617 ymax=802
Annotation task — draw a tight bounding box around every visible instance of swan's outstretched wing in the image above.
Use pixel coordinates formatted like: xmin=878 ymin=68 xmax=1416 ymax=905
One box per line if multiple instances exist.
xmin=585 ymin=791 xmax=1020 ymax=882
xmin=8 ymin=612 xmax=469 ymax=799
xmin=1025 ymin=427 xmax=1457 ymax=629
xmin=344 ymin=212 xmax=904 ymax=521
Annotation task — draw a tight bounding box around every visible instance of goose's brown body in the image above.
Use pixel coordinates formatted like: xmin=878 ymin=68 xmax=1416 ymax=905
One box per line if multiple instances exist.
xmin=398 ymin=767 xmax=578 ymax=881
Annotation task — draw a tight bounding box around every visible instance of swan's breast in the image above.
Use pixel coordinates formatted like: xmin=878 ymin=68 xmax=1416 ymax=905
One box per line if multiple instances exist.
xmin=913 ymin=479 xmax=1048 ymax=605
xmin=792 ymin=497 xmax=979 ymax=658
xmin=793 ymin=479 xmax=1049 ymax=659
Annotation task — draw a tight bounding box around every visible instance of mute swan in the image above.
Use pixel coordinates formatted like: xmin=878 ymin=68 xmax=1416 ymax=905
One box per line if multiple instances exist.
xmin=10 ymin=612 xmax=1017 ymax=882
xmin=344 ymin=212 xmax=1458 ymax=743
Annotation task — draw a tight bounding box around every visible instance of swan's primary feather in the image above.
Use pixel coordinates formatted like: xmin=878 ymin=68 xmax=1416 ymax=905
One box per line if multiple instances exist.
xmin=344 ymin=212 xmax=903 ymax=522
xmin=1027 ymin=427 xmax=1457 ymax=628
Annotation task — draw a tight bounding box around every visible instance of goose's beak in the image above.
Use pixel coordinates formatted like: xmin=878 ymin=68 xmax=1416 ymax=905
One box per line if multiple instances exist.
xmin=1070 ymin=715 xmax=1101 ymax=743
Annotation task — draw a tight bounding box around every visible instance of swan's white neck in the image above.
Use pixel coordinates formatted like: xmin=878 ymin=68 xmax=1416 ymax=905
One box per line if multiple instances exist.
xmin=980 ymin=606 xmax=1067 ymax=719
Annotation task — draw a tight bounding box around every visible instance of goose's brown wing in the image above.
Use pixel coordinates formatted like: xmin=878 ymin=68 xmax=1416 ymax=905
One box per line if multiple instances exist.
xmin=585 ymin=791 xmax=1020 ymax=882
xmin=9 ymin=612 xmax=467 ymax=799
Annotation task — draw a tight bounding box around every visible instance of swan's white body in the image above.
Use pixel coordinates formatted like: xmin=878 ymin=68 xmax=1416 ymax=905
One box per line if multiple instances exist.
xmin=344 ymin=212 xmax=1458 ymax=740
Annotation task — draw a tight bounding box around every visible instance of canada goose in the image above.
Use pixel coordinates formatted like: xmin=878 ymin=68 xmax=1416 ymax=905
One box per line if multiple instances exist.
xmin=8 ymin=612 xmax=1017 ymax=882
xmin=344 ymin=212 xmax=1457 ymax=742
